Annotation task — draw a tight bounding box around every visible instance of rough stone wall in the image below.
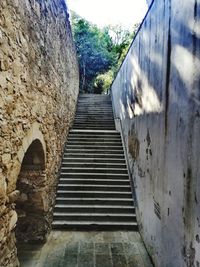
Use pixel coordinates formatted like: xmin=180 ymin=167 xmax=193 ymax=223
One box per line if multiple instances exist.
xmin=111 ymin=0 xmax=200 ymax=266
xmin=0 ymin=0 xmax=79 ymax=266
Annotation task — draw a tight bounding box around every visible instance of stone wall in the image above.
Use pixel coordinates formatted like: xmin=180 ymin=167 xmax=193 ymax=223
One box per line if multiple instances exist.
xmin=111 ymin=0 xmax=200 ymax=266
xmin=0 ymin=0 xmax=79 ymax=266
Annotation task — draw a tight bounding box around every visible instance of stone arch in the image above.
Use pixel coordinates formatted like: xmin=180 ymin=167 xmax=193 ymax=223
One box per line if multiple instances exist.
xmin=13 ymin=123 xmax=48 ymax=243
xmin=7 ymin=122 xmax=46 ymax=194
xmin=17 ymin=122 xmax=46 ymax=166
xmin=20 ymin=139 xmax=45 ymax=171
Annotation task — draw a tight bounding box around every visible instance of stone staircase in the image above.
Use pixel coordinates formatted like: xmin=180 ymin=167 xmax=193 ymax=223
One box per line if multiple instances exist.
xmin=52 ymin=94 xmax=137 ymax=230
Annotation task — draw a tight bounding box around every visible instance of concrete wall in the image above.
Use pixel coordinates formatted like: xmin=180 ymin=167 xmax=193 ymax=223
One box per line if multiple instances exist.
xmin=0 ymin=0 xmax=79 ymax=266
xmin=111 ymin=0 xmax=200 ymax=266
xmin=146 ymin=0 xmax=153 ymax=7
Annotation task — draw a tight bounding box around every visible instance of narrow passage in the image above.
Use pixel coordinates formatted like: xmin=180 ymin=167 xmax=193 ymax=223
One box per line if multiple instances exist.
xmin=17 ymin=95 xmax=153 ymax=267
xmin=18 ymin=231 xmax=153 ymax=267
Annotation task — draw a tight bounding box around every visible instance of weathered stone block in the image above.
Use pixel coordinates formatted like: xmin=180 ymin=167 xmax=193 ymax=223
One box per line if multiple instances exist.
xmin=8 ymin=210 xmax=18 ymax=231
xmin=7 ymin=190 xmax=20 ymax=204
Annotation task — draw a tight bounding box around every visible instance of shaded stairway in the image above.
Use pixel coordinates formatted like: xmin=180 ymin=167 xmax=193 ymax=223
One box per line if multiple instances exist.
xmin=52 ymin=94 xmax=137 ymax=230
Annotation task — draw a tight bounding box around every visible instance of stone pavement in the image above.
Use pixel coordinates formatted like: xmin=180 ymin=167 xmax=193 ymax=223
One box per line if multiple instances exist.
xmin=17 ymin=231 xmax=153 ymax=267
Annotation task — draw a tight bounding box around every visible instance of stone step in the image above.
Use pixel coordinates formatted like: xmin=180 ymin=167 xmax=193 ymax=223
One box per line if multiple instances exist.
xmin=78 ymin=97 xmax=111 ymax=99
xmin=59 ymin=178 xmax=130 ymax=185
xmin=56 ymin=190 xmax=132 ymax=198
xmin=66 ymin=141 xmax=122 ymax=146
xmin=76 ymin=110 xmax=113 ymax=113
xmin=60 ymin=173 xmax=129 ymax=179
xmin=65 ymin=145 xmax=123 ymax=150
xmin=76 ymin=109 xmax=113 ymax=111
xmin=73 ymin=125 xmax=116 ymax=128
xmin=77 ymin=104 xmax=112 ymax=106
xmin=77 ymin=104 xmax=112 ymax=105
xmin=77 ymin=101 xmax=112 ymax=103
xmin=75 ymin=114 xmax=114 ymax=117
xmin=74 ymin=120 xmax=115 ymax=124
xmin=61 ymin=162 xmax=126 ymax=168
xmin=57 ymin=184 xmax=131 ymax=192
xmin=53 ymin=212 xmax=137 ymax=222
xmin=54 ymin=204 xmax=135 ymax=214
xmin=76 ymin=114 xmax=114 ymax=117
xmin=75 ymin=115 xmax=114 ymax=118
xmin=67 ymin=135 xmax=120 ymax=140
xmin=72 ymin=129 xmax=116 ymax=131
xmin=55 ymin=197 xmax=134 ymax=206
xmin=63 ymin=153 xmax=125 ymax=159
xmin=77 ymin=107 xmax=113 ymax=109
xmin=66 ymin=143 xmax=122 ymax=147
xmin=73 ymin=126 xmax=116 ymax=130
xmin=77 ymin=100 xmax=111 ymax=102
xmin=73 ymin=121 xmax=115 ymax=125
xmin=76 ymin=112 xmax=113 ymax=114
xmin=78 ymin=99 xmax=111 ymax=101
xmin=66 ymin=137 xmax=121 ymax=141
xmin=77 ymin=98 xmax=111 ymax=99
xmin=62 ymin=157 xmax=126 ymax=164
xmin=78 ymin=96 xmax=111 ymax=97
xmin=75 ymin=113 xmax=114 ymax=115
xmin=77 ymin=103 xmax=112 ymax=105
xmin=67 ymin=137 xmax=121 ymax=142
xmin=77 ymin=99 xmax=112 ymax=101
xmin=74 ymin=118 xmax=114 ymax=121
xmin=52 ymin=220 xmax=138 ymax=230
xmin=76 ymin=113 xmax=114 ymax=116
xmin=74 ymin=116 xmax=114 ymax=118
xmin=68 ymin=135 xmax=119 ymax=138
xmin=78 ymin=97 xmax=111 ymax=100
xmin=77 ymin=105 xmax=112 ymax=106
xmin=74 ymin=118 xmax=115 ymax=121
xmin=76 ymin=104 xmax=112 ymax=106
xmin=65 ymin=149 xmax=124 ymax=154
xmin=76 ymin=110 xmax=113 ymax=112
xmin=74 ymin=119 xmax=115 ymax=122
xmin=74 ymin=121 xmax=115 ymax=124
xmin=77 ymin=102 xmax=112 ymax=104
xmin=60 ymin=167 xmax=127 ymax=174
xmin=76 ymin=111 xmax=113 ymax=113
xmin=69 ymin=129 xmax=119 ymax=134
xmin=68 ymin=134 xmax=119 ymax=138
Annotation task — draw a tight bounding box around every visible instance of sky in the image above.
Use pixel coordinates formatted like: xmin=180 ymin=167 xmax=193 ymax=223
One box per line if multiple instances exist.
xmin=66 ymin=0 xmax=148 ymax=29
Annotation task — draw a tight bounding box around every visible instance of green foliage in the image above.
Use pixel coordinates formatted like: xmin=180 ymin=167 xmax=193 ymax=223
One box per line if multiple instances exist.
xmin=71 ymin=12 xmax=115 ymax=93
xmin=71 ymin=12 xmax=137 ymax=93
xmin=108 ymin=24 xmax=139 ymax=72
xmin=94 ymin=70 xmax=114 ymax=94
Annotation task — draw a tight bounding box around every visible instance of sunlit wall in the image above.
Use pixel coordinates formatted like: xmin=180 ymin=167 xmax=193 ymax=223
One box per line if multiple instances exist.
xmin=111 ymin=0 xmax=200 ymax=266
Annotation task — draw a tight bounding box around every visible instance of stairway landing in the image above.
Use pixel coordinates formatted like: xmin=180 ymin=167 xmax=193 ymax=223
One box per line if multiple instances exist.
xmin=17 ymin=231 xmax=153 ymax=267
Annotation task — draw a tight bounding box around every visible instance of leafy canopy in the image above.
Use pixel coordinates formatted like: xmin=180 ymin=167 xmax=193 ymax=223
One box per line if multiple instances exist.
xmin=71 ymin=12 xmax=138 ymax=93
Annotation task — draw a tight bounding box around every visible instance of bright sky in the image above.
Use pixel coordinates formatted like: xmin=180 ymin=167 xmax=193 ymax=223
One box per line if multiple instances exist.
xmin=66 ymin=0 xmax=148 ymax=29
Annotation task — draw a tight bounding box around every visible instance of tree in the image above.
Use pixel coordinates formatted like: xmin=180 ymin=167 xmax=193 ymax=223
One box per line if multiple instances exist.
xmin=71 ymin=12 xmax=115 ymax=93
xmin=71 ymin=12 xmax=138 ymax=93
xmin=107 ymin=24 xmax=139 ymax=71
xmin=94 ymin=70 xmax=114 ymax=94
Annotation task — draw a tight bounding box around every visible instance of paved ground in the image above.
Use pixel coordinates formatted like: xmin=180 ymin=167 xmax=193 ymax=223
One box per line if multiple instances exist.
xmin=17 ymin=231 xmax=153 ymax=267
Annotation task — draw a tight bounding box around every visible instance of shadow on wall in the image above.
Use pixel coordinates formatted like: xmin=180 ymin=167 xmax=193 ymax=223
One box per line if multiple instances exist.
xmin=118 ymin=0 xmax=200 ymax=121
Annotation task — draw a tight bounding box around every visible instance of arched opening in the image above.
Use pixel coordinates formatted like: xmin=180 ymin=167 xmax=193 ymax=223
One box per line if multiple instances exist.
xmin=15 ymin=139 xmax=46 ymax=244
